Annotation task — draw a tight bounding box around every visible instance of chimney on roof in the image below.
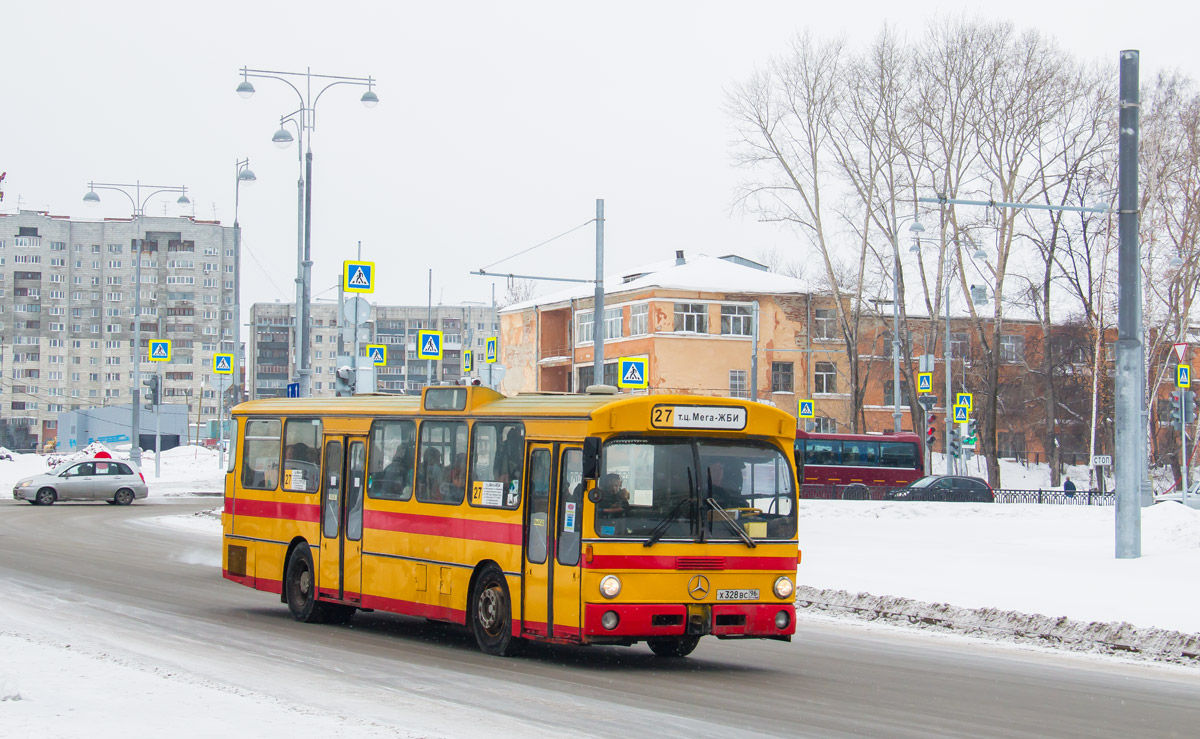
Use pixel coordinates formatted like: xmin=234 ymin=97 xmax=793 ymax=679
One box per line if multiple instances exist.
xmin=675 ymin=250 xmax=685 ymax=265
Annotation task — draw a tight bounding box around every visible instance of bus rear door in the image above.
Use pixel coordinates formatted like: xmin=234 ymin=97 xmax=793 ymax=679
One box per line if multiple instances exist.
xmin=319 ymin=436 xmax=367 ymax=603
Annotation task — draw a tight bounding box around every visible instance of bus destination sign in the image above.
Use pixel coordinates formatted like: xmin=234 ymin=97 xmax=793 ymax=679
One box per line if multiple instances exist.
xmin=650 ymin=405 xmax=747 ymax=431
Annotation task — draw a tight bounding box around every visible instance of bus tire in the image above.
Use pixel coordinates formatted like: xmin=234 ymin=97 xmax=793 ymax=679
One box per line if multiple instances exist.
xmin=471 ymin=566 xmax=516 ymax=656
xmin=647 ymin=636 xmax=700 ymax=658
xmin=284 ymin=543 xmax=329 ymax=624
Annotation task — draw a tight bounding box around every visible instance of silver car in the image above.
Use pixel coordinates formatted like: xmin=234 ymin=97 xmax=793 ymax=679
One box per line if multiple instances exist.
xmin=13 ymin=458 xmax=149 ymax=505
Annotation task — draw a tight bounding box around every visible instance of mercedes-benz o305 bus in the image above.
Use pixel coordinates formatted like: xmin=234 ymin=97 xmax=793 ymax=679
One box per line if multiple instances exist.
xmin=222 ymin=386 xmax=801 ymax=657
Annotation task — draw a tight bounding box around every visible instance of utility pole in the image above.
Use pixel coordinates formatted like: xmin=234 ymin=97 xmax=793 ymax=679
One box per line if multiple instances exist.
xmin=489 ymin=282 xmax=495 ymax=388
xmin=594 ymin=198 xmax=605 ymax=384
xmin=427 ymin=269 xmax=433 ymax=387
xmin=1115 ymin=50 xmax=1143 ymax=559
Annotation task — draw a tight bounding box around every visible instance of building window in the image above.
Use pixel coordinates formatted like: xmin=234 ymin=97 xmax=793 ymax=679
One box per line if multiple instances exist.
xmin=577 ymin=362 xmax=618 ymax=389
xmin=576 ymin=310 xmax=594 ymax=345
xmin=812 ymin=416 xmax=838 ymax=433
xmin=814 ymin=361 xmax=837 ymax=394
xmin=721 ymin=305 xmax=753 ymax=336
xmin=813 ymin=308 xmax=837 ymax=340
xmin=997 ymin=431 xmax=1027 ymax=459
xmin=1000 ymin=335 xmax=1025 ymax=363
xmin=951 ymin=332 xmax=969 ymax=358
xmin=629 ymin=304 xmax=649 ymax=336
xmin=603 ymin=307 xmax=622 ymax=340
xmin=729 ymin=369 xmax=748 ymax=398
xmin=674 ymin=303 xmax=708 ymax=333
xmin=883 ymin=380 xmax=911 ymax=407
xmin=771 ymin=362 xmax=794 ymax=393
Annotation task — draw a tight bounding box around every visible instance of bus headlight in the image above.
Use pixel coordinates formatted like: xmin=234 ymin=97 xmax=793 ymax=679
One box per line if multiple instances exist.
xmin=599 ymin=575 xmax=622 ymax=599
xmin=773 ymin=576 xmax=794 ymax=599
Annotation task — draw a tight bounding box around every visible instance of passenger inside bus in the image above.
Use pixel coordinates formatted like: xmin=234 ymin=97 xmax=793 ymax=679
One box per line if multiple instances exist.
xmin=374 ymin=445 xmax=413 ymax=498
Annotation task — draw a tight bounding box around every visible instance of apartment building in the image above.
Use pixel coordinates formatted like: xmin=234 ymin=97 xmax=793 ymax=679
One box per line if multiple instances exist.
xmin=248 ymin=301 xmax=499 ymax=398
xmin=0 ymin=210 xmax=237 ymax=449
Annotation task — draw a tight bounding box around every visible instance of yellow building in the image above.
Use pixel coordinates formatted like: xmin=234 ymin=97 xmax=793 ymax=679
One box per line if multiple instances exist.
xmin=500 ymin=252 xmax=842 ymax=423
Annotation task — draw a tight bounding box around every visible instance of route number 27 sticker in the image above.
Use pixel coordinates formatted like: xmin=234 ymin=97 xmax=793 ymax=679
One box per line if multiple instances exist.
xmin=650 ymin=405 xmax=747 ymax=431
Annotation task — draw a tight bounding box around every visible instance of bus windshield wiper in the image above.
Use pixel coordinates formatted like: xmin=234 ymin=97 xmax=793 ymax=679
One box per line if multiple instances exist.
xmin=706 ymin=497 xmax=757 ymax=548
xmin=643 ymin=468 xmax=694 ymax=548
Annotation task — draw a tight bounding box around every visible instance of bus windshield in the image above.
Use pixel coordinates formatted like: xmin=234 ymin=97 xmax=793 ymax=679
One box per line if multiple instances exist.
xmin=595 ymin=437 xmax=796 ymax=542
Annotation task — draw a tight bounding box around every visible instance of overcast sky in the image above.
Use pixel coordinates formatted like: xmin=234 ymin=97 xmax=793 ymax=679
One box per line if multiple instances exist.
xmin=5 ymin=1 xmax=1198 ymax=313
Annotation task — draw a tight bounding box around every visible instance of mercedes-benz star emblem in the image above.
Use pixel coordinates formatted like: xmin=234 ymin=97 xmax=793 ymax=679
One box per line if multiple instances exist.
xmin=687 ymin=575 xmax=710 ymax=600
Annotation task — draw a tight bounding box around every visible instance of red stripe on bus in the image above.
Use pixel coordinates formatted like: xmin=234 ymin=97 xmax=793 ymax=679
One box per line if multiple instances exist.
xmin=363 ymin=510 xmax=522 ymax=546
xmin=584 ymin=555 xmax=796 ymax=571
xmin=361 ymin=593 xmax=467 ymax=625
xmin=225 ymin=497 xmax=321 ymax=523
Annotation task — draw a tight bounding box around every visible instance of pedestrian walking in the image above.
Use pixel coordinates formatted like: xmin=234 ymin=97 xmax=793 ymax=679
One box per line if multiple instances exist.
xmin=1063 ymin=475 xmax=1076 ymax=499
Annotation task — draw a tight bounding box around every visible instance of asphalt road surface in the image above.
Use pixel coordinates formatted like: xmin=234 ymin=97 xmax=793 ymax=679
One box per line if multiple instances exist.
xmin=2 ymin=496 xmax=1198 ymax=738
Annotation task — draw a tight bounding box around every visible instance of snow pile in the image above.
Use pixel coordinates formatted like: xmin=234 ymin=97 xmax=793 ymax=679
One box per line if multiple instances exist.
xmin=795 ymin=499 xmax=1200 ymax=662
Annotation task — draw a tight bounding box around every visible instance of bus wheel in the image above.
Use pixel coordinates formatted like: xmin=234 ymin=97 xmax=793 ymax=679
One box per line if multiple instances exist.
xmin=647 ymin=636 xmax=701 ymax=658
xmin=471 ymin=566 xmax=516 ymax=656
xmin=284 ymin=543 xmax=328 ymax=623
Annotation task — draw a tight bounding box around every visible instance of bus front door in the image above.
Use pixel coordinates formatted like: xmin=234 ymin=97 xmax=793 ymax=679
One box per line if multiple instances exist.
xmin=319 ymin=437 xmax=367 ymax=603
xmin=521 ymin=443 xmax=583 ymax=639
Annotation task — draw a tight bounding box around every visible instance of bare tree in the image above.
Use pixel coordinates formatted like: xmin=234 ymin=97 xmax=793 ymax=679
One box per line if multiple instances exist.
xmin=499 ymin=277 xmax=538 ymax=308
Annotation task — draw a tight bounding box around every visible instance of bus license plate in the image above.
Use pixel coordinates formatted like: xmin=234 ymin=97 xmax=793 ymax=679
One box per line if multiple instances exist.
xmin=717 ymin=589 xmax=759 ymax=601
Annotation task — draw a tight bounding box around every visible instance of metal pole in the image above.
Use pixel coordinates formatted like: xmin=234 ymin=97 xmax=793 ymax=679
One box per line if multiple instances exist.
xmin=217 ymin=375 xmax=225 ymax=470
xmin=943 ymin=211 xmax=953 ymax=476
xmin=293 ymin=171 xmax=304 ymax=394
xmin=1115 ymin=50 xmax=1142 ymax=559
xmin=594 ymin=199 xmax=605 ymax=384
xmin=154 ymin=372 xmax=161 ymax=479
xmin=751 ymin=300 xmax=759 ymax=401
xmin=1182 ymin=389 xmax=1188 ymax=505
xmin=427 ymin=269 xmax=433 ymax=386
xmin=489 ymin=283 xmax=495 ymax=388
xmin=132 ymin=232 xmax=142 ymax=466
xmin=352 ymin=241 xmax=362 ymax=379
xmin=300 ymin=151 xmax=314 ymax=396
xmin=893 ymin=239 xmax=902 ymax=433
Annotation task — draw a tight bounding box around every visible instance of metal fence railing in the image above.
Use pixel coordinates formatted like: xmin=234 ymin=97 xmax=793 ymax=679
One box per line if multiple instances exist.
xmin=800 ymin=483 xmax=1113 ymax=506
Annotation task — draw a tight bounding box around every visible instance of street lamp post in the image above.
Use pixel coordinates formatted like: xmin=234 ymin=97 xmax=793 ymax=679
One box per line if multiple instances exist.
xmin=82 ymin=181 xmax=191 ymax=466
xmin=235 ymin=66 xmax=378 ymax=398
xmin=222 ymin=159 xmax=256 ymax=471
xmin=891 ymin=218 xmax=926 ymax=433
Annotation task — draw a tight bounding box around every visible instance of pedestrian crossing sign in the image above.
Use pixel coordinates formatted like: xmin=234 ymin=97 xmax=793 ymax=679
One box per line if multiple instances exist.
xmin=149 ymin=340 xmax=171 ymax=362
xmin=617 ymin=357 xmax=648 ymax=389
xmin=417 ymin=330 xmax=443 ymax=359
xmin=342 ymin=260 xmax=375 ymax=294
xmin=212 ymin=353 xmax=233 ymax=374
xmin=953 ymin=404 xmax=969 ymax=423
xmin=917 ymin=372 xmax=933 ymax=393
xmin=799 ymin=400 xmax=815 ymax=418
xmin=463 ymin=351 xmax=473 ymax=372
xmin=1178 ymin=364 xmax=1191 ymax=388
xmin=956 ymin=392 xmax=972 ymax=412
xmin=485 ymin=337 xmax=498 ymax=363
xmin=366 ymin=344 xmax=387 ymax=366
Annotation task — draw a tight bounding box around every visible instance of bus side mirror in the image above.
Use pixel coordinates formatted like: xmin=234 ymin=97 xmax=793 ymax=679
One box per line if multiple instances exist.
xmin=582 ymin=436 xmax=601 ymax=480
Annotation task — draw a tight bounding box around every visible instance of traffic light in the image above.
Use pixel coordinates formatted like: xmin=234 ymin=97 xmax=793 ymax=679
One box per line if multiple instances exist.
xmin=142 ymin=373 xmax=160 ymax=410
xmin=1186 ymin=390 xmax=1197 ymax=424
xmin=966 ymin=418 xmax=978 ymax=439
xmin=334 ymin=365 xmax=356 ymax=397
xmin=926 ymin=415 xmax=937 ymax=449
xmin=1171 ymin=390 xmax=1184 ymax=428
xmin=948 ymin=427 xmax=962 ymax=458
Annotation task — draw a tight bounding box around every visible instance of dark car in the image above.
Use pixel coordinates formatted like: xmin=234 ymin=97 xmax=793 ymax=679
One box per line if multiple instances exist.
xmin=885 ymin=475 xmax=994 ymax=503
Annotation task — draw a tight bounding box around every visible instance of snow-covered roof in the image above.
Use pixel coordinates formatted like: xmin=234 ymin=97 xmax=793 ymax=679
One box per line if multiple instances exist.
xmin=501 ymin=253 xmax=810 ymax=313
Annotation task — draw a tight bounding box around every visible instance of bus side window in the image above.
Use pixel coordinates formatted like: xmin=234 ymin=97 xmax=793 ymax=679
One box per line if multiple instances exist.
xmin=417 ymin=420 xmax=467 ymax=505
xmin=468 ymin=421 xmax=525 ymax=509
xmin=241 ymin=418 xmax=281 ymax=490
xmin=368 ymin=420 xmax=416 ymax=501
xmin=282 ymin=419 xmax=322 ymax=493
xmin=557 ymin=449 xmax=583 ymax=567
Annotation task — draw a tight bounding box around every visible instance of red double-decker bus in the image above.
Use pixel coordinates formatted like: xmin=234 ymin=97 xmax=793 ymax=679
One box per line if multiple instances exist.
xmin=794 ymin=430 xmax=924 ymax=499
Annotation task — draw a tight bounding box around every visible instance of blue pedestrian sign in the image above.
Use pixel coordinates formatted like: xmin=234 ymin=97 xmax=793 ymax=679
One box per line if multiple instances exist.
xmin=917 ymin=372 xmax=932 ymax=393
xmin=485 ymin=336 xmax=498 ymax=363
xmin=343 ymin=260 xmax=375 ymax=294
xmin=798 ymin=400 xmax=814 ymax=419
xmin=365 ymin=344 xmax=387 ymax=366
xmin=212 ymin=353 xmax=233 ymax=374
xmin=953 ymin=404 xmax=970 ymax=423
xmin=1178 ymin=364 xmax=1191 ymax=389
xmin=417 ymin=330 xmax=443 ymax=360
xmin=617 ymin=357 xmax=648 ymax=389
xmin=956 ymin=393 xmax=972 ymax=412
xmin=463 ymin=351 xmax=474 ymax=372
xmin=149 ymin=340 xmax=171 ymax=362
xmin=287 ymin=382 xmax=300 ymax=398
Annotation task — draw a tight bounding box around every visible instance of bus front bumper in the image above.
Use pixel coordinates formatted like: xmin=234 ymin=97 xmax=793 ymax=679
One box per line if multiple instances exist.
xmin=583 ymin=602 xmax=796 ymax=641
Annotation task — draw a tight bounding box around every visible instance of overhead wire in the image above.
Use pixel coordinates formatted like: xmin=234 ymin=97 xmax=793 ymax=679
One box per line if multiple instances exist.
xmin=479 ymin=219 xmax=596 ymax=272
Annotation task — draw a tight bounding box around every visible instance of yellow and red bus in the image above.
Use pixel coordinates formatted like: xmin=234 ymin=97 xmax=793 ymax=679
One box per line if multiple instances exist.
xmin=222 ymin=386 xmax=800 ymax=657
